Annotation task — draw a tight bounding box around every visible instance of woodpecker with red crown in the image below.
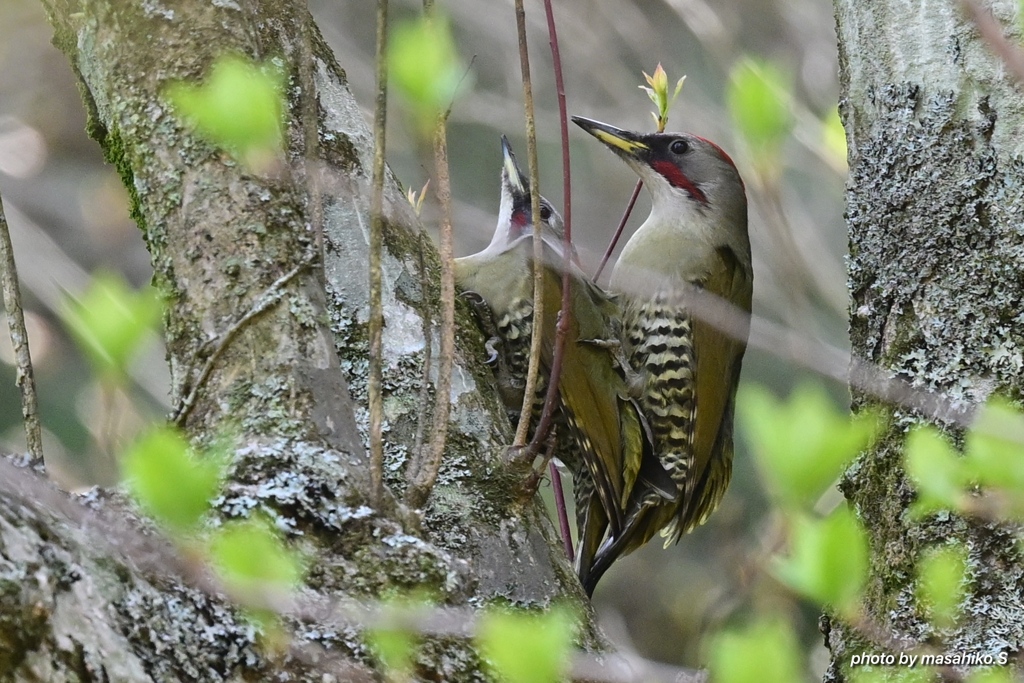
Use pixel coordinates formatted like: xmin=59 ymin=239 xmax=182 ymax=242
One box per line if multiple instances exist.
xmin=572 ymin=116 xmax=752 ymax=594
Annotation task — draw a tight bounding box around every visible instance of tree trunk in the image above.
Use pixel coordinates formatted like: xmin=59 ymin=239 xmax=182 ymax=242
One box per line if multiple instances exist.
xmin=831 ymin=0 xmax=1024 ymax=678
xmin=0 ymin=0 xmax=597 ymax=679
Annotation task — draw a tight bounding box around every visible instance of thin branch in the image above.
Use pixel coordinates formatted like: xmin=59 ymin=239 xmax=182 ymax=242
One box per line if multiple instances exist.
xmin=368 ymin=0 xmax=389 ymax=509
xmin=409 ymin=231 xmax=433 ymax=482
xmin=171 ymin=262 xmax=309 ymax=426
xmin=300 ymin=2 xmax=325 ymax=276
xmin=593 ymin=179 xmax=642 ymax=282
xmin=551 ymin=462 xmax=574 ymax=560
xmin=0 ymin=193 xmax=44 ymax=468
xmin=525 ymin=0 xmax=573 ymax=454
xmin=511 ymin=0 xmax=546 ymax=448
xmin=406 ymin=113 xmax=456 ymax=510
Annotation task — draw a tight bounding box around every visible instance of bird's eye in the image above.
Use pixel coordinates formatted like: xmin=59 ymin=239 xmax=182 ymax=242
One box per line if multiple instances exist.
xmin=539 ymin=205 xmax=552 ymax=221
xmin=670 ymin=139 xmax=689 ymax=155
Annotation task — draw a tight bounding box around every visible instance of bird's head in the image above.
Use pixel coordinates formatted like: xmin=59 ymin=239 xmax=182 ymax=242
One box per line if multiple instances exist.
xmin=494 ymin=135 xmax=565 ymax=250
xmin=572 ymin=116 xmax=747 ymax=248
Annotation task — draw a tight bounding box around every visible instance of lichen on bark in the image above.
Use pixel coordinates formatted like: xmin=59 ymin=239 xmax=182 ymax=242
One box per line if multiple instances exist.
xmin=832 ymin=0 xmax=1024 ymax=680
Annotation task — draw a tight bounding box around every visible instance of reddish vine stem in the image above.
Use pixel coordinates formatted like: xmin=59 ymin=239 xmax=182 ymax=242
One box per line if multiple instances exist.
xmin=551 ymin=465 xmax=574 ymax=560
xmin=526 ymin=0 xmax=573 ymax=455
xmin=367 ymin=0 xmax=388 ymax=509
xmin=593 ymin=179 xmax=643 ymax=282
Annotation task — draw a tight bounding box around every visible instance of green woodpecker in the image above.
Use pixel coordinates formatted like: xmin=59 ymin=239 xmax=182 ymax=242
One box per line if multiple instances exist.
xmin=572 ymin=116 xmax=752 ymax=593
xmin=454 ymin=138 xmax=658 ymax=585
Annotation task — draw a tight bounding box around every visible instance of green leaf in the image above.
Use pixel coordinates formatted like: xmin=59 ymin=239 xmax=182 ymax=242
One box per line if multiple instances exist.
xmin=967 ymin=666 xmax=1015 ymax=683
xmin=964 ymin=398 xmax=1024 ymax=494
xmin=917 ymin=543 xmax=969 ymax=629
xmin=773 ymin=507 xmax=867 ymax=613
xmin=209 ymin=518 xmax=303 ymax=596
xmin=738 ymin=383 xmax=879 ymax=511
xmin=122 ymin=426 xmax=223 ymax=532
xmin=389 ymin=15 xmax=463 ymax=129
xmin=166 ymin=55 xmax=284 ymax=165
xmin=477 ymin=607 xmax=575 ymax=683
xmin=727 ymin=57 xmax=793 ymax=166
xmin=61 ymin=271 xmax=161 ymax=378
xmin=710 ymin=617 xmax=802 ymax=683
xmin=367 ymin=626 xmax=416 ymax=681
xmin=849 ymin=667 xmax=934 ymax=683
xmin=904 ymin=426 xmax=965 ymax=518
xmin=821 ymin=107 xmax=848 ymax=168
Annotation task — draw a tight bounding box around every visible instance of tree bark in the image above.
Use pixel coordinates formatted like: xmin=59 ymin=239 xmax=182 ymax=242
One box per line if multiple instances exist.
xmin=832 ymin=0 xmax=1024 ymax=679
xmin=0 ymin=0 xmax=596 ymax=679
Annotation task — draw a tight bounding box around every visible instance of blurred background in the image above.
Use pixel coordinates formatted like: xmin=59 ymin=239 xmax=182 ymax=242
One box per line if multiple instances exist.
xmin=0 ymin=0 xmax=847 ymax=676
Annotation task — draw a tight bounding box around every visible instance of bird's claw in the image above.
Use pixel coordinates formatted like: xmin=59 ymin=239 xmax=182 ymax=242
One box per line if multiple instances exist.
xmin=484 ymin=337 xmax=500 ymax=365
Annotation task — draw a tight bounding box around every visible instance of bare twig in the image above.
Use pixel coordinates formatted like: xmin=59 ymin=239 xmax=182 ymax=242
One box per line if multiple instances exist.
xmin=299 ymin=2 xmax=325 ymax=275
xmin=551 ymin=462 xmax=574 ymax=560
xmin=410 ymin=232 xmax=433 ymax=479
xmin=593 ymin=179 xmax=643 ymax=282
xmin=511 ymin=0 xmax=546 ymax=449
xmin=960 ymin=0 xmax=1024 ymax=86
xmin=406 ymin=112 xmax=456 ymax=510
xmin=172 ymin=262 xmax=309 ymax=426
xmin=526 ymin=0 xmax=573 ymax=454
xmin=0 ymin=193 xmax=44 ymax=468
xmin=368 ymin=0 xmax=389 ymax=509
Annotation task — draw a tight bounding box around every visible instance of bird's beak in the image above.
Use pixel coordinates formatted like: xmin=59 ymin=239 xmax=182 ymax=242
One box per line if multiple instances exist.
xmin=501 ymin=135 xmax=528 ymax=198
xmin=572 ymin=116 xmax=649 ymax=159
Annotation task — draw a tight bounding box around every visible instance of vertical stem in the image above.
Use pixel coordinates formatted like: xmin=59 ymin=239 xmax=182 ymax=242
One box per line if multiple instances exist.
xmin=511 ymin=0 xmax=545 ymax=449
xmin=0 ymin=195 xmax=44 ymax=469
xmin=550 ymin=461 xmax=574 ymax=560
xmin=368 ymin=0 xmax=389 ymax=508
xmin=406 ymin=115 xmax=456 ymax=509
xmin=526 ymin=0 xmax=573 ymax=452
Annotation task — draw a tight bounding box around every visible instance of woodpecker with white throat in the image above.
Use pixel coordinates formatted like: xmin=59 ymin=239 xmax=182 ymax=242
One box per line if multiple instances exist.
xmin=455 ymin=138 xmax=656 ymax=587
xmin=572 ymin=116 xmax=752 ymax=593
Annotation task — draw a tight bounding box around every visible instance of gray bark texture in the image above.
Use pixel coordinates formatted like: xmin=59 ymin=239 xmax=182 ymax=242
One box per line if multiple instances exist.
xmin=0 ymin=0 xmax=599 ymax=680
xmin=832 ymin=0 xmax=1024 ymax=680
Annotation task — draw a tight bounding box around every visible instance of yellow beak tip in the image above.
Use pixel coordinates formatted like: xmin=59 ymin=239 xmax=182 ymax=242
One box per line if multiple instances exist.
xmin=594 ymin=130 xmax=647 ymax=154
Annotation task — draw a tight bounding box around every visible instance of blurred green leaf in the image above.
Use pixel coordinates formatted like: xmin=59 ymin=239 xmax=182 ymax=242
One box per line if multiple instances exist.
xmin=967 ymin=666 xmax=1015 ymax=683
xmin=727 ymin=57 xmax=793 ymax=167
xmin=964 ymin=398 xmax=1024 ymax=493
xmin=123 ymin=426 xmax=222 ymax=532
xmin=821 ymin=108 xmax=848 ymax=168
xmin=61 ymin=271 xmax=161 ymax=379
xmin=366 ymin=594 xmax=435 ymax=682
xmin=166 ymin=55 xmax=284 ymax=165
xmin=711 ymin=617 xmax=803 ymax=683
xmin=905 ymin=426 xmax=965 ymax=518
xmin=917 ymin=543 xmax=969 ymax=629
xmin=738 ymin=383 xmax=879 ymax=511
xmin=773 ymin=506 xmax=868 ymax=613
xmin=367 ymin=626 xmax=416 ymax=682
xmin=210 ymin=517 xmax=303 ymax=596
xmin=477 ymin=607 xmax=575 ymax=683
xmin=850 ymin=667 xmax=934 ymax=683
xmin=389 ymin=15 xmax=463 ymax=130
